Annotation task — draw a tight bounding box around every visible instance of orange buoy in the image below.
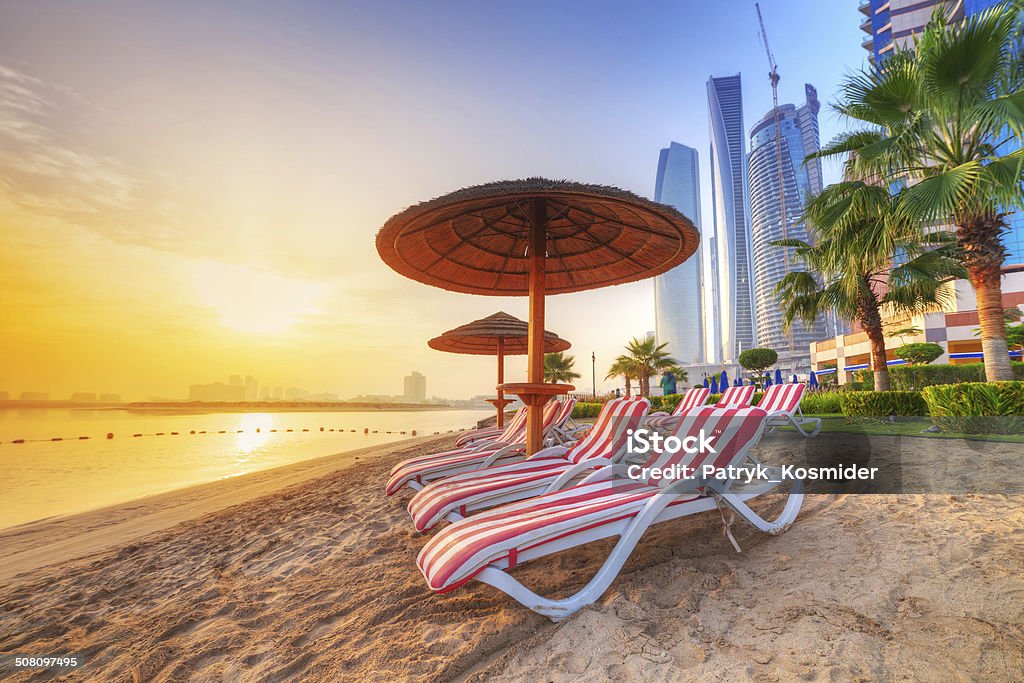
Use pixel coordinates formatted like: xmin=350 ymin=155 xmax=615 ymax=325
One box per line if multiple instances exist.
xmin=106 ymin=432 xmax=114 ymax=439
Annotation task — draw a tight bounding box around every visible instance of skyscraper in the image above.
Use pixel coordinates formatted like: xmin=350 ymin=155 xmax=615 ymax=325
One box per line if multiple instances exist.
xmin=964 ymin=0 xmax=1024 ymax=266
xmin=748 ymin=84 xmax=829 ymax=372
xmin=707 ymin=74 xmax=756 ymax=362
xmin=859 ymin=0 xmax=963 ymax=66
xmin=859 ymin=0 xmax=1023 ymax=265
xmin=404 ymin=371 xmax=426 ymax=403
xmin=653 ymin=143 xmax=704 ymax=365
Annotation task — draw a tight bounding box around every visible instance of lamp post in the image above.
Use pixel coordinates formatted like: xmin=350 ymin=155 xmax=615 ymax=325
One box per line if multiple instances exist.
xmin=591 ymin=351 xmax=596 ymax=400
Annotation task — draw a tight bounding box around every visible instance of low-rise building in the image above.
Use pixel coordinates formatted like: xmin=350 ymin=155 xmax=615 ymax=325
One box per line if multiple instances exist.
xmin=811 ymin=269 xmax=1024 ymax=384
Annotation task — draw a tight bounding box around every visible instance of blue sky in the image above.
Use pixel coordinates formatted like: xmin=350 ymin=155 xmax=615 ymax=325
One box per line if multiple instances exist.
xmin=0 ymin=1 xmax=868 ymax=399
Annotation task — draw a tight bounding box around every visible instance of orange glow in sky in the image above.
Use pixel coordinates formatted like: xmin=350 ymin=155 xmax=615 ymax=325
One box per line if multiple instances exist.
xmin=0 ymin=2 xmax=859 ymax=401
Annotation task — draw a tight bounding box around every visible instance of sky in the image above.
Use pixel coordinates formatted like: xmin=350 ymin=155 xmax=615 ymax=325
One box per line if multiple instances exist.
xmin=0 ymin=0 xmax=865 ymax=401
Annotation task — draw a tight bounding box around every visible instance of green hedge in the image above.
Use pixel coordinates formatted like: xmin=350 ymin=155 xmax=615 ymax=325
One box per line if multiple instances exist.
xmin=922 ymin=381 xmax=1024 ymax=434
xmin=839 ymin=391 xmax=928 ymax=420
xmin=571 ymin=402 xmax=603 ymax=419
xmin=799 ymin=392 xmax=843 ymax=415
xmin=858 ymin=362 xmax=1024 ymax=391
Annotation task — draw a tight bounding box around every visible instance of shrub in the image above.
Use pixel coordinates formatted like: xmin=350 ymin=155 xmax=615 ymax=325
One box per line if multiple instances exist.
xmin=922 ymin=381 xmax=1024 ymax=435
xmin=571 ymin=402 xmax=603 ymax=419
xmin=857 ymin=362 xmax=1024 ymax=391
xmin=894 ymin=342 xmax=944 ymax=365
xmin=739 ymin=348 xmax=778 ymax=384
xmin=839 ymin=391 xmax=928 ymax=420
xmin=799 ymin=392 xmax=843 ymax=415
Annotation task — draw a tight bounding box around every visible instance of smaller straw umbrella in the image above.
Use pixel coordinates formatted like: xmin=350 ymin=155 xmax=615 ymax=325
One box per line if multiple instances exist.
xmin=428 ymin=312 xmax=570 ymax=428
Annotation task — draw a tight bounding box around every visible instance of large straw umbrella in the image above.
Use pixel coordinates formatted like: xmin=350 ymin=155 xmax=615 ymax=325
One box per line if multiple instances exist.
xmin=428 ymin=311 xmax=570 ymax=428
xmin=377 ymin=178 xmax=699 ymax=453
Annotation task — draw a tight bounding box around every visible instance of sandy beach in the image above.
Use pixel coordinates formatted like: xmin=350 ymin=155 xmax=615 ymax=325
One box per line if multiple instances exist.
xmin=1 ymin=433 xmax=1022 ymax=681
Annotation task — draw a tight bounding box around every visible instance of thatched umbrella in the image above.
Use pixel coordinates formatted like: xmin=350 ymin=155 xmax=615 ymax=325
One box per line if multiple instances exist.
xmin=377 ymin=178 xmax=699 ymax=453
xmin=428 ymin=311 xmax=570 ymax=428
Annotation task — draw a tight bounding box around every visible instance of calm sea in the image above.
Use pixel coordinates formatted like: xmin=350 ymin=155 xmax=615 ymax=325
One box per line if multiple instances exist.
xmin=0 ymin=408 xmax=491 ymax=529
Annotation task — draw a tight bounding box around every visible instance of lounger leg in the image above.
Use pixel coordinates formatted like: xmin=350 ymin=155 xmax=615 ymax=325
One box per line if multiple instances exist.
xmin=717 ymin=480 xmax=804 ymax=535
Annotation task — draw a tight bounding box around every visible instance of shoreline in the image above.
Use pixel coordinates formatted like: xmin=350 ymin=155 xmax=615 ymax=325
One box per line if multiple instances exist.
xmin=0 ymin=433 xmax=448 ymax=584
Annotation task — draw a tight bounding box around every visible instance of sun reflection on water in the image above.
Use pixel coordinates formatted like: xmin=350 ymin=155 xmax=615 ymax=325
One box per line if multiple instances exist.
xmin=235 ymin=413 xmax=273 ymax=454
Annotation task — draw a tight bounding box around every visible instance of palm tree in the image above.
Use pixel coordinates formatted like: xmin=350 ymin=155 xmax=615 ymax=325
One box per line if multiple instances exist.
xmin=811 ymin=3 xmax=1024 ymax=380
xmin=616 ymin=337 xmax=680 ymax=397
xmin=543 ymin=352 xmax=580 ymax=384
xmin=605 ymin=356 xmax=638 ymax=397
xmin=775 ymin=182 xmax=965 ymax=391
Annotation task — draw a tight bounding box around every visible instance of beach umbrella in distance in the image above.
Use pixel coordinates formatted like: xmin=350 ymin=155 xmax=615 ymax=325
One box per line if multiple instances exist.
xmin=428 ymin=312 xmax=570 ymax=428
xmin=765 ymin=376 xmax=773 ymax=389
xmin=734 ymin=377 xmax=741 ymax=387
xmin=809 ymin=372 xmax=819 ymax=389
xmin=703 ymin=377 xmax=709 ymax=388
xmin=377 ymin=178 xmax=699 ymax=454
xmin=775 ymin=368 xmax=783 ymax=385
xmin=792 ymin=374 xmax=798 ymax=384
xmin=720 ymin=369 xmax=729 ymax=387
xmin=710 ymin=375 xmax=719 ymax=393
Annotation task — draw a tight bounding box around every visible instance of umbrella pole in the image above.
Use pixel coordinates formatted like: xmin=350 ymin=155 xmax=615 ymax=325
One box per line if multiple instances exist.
xmin=496 ymin=336 xmax=505 ymax=429
xmin=526 ymin=197 xmax=547 ymax=454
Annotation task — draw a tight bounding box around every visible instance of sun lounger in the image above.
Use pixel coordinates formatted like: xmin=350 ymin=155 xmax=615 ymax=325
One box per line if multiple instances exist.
xmin=715 ymin=384 xmax=756 ymax=408
xmin=387 ymin=399 xmax=566 ymax=495
xmin=416 ymin=405 xmax=802 ymax=620
xmin=645 ymin=387 xmax=711 ymax=428
xmin=757 ymin=383 xmax=820 ymax=437
xmin=455 ymin=407 xmax=527 ymax=448
xmin=407 ymin=397 xmax=650 ymax=532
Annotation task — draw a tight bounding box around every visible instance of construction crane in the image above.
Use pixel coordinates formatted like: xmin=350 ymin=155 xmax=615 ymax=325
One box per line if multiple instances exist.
xmin=755 ymin=2 xmax=795 ymax=373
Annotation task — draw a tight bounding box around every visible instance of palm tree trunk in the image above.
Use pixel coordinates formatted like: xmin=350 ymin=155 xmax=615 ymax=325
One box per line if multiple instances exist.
xmin=959 ymin=213 xmax=1013 ymax=381
xmin=624 ymin=376 xmax=631 ymax=397
xmin=970 ymin=266 xmax=1013 ymax=381
xmin=860 ymin=295 xmax=890 ymax=392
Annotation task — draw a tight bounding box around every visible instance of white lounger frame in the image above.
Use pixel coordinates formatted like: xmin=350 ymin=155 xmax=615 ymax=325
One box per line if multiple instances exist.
xmin=765 ymin=405 xmax=821 ymax=438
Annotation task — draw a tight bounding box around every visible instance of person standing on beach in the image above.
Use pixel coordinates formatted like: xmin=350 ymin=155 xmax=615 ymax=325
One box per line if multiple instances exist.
xmin=659 ymin=370 xmax=677 ymax=396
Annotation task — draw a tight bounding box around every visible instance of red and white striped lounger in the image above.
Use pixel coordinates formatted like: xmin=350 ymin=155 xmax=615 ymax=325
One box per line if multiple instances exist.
xmin=757 ymin=383 xmax=820 ymax=437
xmin=715 ymin=384 xmax=756 ymax=408
xmin=546 ymin=397 xmax=580 ymax=444
xmin=386 ymin=399 xmax=564 ymax=496
xmin=454 ymin=407 xmax=527 ymax=448
xmin=645 ymin=387 xmax=711 ymax=429
xmin=416 ymin=405 xmax=803 ymax=620
xmin=407 ymin=397 xmax=650 ymax=532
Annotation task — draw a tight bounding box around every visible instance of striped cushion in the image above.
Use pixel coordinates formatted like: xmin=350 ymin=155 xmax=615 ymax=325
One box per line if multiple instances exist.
xmin=408 ymin=457 xmax=577 ymax=532
xmin=418 ymin=480 xmax=672 ymax=592
xmin=637 ymin=406 xmax=768 ymax=481
xmin=647 ymin=388 xmax=710 ymax=427
xmin=757 ymin=383 xmax=805 ymax=415
xmin=564 ymin=397 xmax=649 ymax=464
xmin=407 ymin=397 xmax=649 ymax=531
xmin=715 ymin=385 xmax=756 ymax=408
xmin=417 ymin=406 xmax=767 ymax=592
xmin=386 ymin=400 xmax=561 ymax=495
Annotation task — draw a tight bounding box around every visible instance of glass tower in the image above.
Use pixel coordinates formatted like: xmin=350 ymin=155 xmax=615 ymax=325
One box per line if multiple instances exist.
xmin=748 ymin=85 xmax=829 ymax=372
xmin=707 ymin=74 xmax=756 ymax=363
xmin=653 ymin=143 xmax=704 ymax=365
